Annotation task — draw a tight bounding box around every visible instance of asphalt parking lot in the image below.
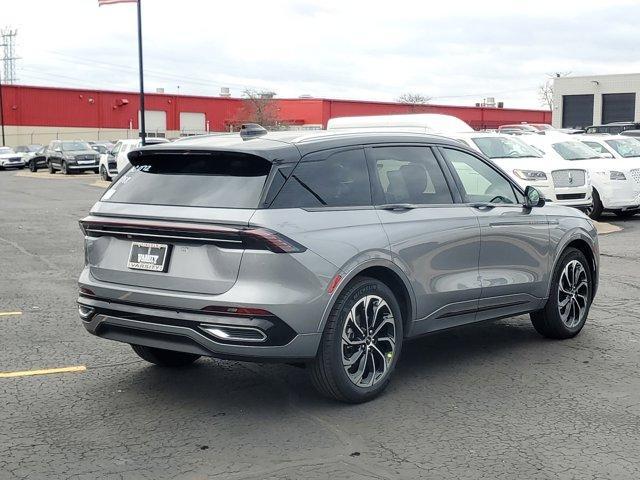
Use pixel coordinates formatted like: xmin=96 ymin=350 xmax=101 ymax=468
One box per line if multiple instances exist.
xmin=1 ymin=169 xmax=639 ymax=480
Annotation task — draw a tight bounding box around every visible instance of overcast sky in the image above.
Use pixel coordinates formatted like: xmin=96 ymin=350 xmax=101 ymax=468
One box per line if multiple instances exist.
xmin=3 ymin=0 xmax=639 ymax=108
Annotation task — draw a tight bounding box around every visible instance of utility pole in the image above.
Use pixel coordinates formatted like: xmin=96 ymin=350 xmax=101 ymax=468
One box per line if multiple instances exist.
xmin=0 ymin=28 xmax=18 ymax=146
xmin=1 ymin=29 xmax=18 ymax=84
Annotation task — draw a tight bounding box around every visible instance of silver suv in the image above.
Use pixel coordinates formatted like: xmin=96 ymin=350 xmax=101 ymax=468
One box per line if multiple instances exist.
xmin=78 ymin=130 xmax=599 ymax=403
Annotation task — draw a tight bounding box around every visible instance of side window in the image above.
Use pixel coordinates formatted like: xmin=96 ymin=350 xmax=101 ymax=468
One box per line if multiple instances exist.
xmin=270 ymin=148 xmax=371 ymax=208
xmin=442 ymin=148 xmax=518 ymax=205
xmin=112 ymin=142 xmax=122 ymax=155
xmin=369 ymin=146 xmax=453 ymax=205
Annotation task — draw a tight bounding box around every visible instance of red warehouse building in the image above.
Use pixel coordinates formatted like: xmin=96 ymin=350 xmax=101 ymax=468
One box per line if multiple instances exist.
xmin=0 ymin=84 xmax=551 ymax=146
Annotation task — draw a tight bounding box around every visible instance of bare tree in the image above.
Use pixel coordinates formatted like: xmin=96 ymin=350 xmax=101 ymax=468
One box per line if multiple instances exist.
xmin=240 ymin=89 xmax=280 ymax=129
xmin=538 ymin=72 xmax=571 ymax=110
xmin=397 ymin=93 xmax=432 ymax=105
xmin=538 ymin=80 xmax=554 ymax=110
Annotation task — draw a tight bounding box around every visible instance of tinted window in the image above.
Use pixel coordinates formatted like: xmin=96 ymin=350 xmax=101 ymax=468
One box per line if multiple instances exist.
xmin=369 ymin=146 xmax=452 ymax=205
xmin=102 ymin=152 xmax=271 ymax=208
xmin=442 ymin=148 xmax=517 ymax=204
xmin=271 ymin=148 xmax=370 ymax=208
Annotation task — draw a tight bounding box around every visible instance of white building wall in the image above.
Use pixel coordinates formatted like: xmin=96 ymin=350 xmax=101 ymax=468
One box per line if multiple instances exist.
xmin=553 ymin=73 xmax=640 ymax=128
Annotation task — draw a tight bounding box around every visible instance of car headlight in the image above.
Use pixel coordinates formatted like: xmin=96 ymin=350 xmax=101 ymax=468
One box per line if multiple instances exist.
xmin=513 ymin=169 xmax=547 ymax=181
xmin=610 ymin=171 xmax=626 ymax=181
xmin=63 ymin=154 xmax=75 ymax=160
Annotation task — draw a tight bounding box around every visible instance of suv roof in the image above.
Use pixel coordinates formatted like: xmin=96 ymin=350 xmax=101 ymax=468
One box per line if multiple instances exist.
xmin=138 ymin=130 xmax=464 ymax=161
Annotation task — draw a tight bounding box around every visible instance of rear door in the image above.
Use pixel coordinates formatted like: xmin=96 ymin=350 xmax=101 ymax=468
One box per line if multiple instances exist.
xmin=440 ymin=147 xmax=550 ymax=319
xmin=252 ymin=146 xmax=388 ymax=274
xmin=367 ymin=144 xmax=482 ymax=335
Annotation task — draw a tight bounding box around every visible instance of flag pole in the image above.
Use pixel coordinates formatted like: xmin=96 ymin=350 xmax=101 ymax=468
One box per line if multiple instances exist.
xmin=136 ymin=0 xmax=146 ymax=145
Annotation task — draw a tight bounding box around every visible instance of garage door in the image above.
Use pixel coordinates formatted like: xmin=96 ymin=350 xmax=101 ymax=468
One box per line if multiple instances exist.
xmin=138 ymin=110 xmax=167 ymax=137
xmin=602 ymin=93 xmax=635 ymax=124
xmin=562 ymin=95 xmax=594 ymax=129
xmin=180 ymin=112 xmax=206 ymax=135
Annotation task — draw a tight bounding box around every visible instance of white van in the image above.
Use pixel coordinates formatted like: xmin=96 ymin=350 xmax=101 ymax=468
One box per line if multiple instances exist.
xmin=326 ymin=113 xmax=474 ymax=133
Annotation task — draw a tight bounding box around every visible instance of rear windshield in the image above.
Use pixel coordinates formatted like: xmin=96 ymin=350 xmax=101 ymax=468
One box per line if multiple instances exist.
xmin=102 ymin=151 xmax=271 ymax=208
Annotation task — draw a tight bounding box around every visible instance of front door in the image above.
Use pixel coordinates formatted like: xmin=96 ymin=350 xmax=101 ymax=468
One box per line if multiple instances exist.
xmin=440 ymin=147 xmax=551 ymax=321
xmin=367 ymin=145 xmax=482 ymax=335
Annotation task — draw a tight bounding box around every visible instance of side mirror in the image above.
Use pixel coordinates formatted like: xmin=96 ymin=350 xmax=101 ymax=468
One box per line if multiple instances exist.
xmin=602 ymin=152 xmax=614 ymax=159
xmin=524 ymin=186 xmax=545 ymax=208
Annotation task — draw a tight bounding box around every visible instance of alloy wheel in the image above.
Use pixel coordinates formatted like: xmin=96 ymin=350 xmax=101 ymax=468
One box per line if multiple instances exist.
xmin=341 ymin=295 xmax=396 ymax=387
xmin=557 ymin=260 xmax=589 ymax=328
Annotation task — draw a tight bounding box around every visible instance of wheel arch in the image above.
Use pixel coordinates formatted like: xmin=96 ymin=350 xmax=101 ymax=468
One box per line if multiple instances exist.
xmin=317 ymin=260 xmax=416 ymax=337
xmin=549 ymin=232 xmax=598 ymax=300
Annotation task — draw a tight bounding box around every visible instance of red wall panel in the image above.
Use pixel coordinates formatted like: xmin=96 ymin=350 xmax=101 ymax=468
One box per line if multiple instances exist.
xmin=2 ymin=85 xmax=551 ymax=132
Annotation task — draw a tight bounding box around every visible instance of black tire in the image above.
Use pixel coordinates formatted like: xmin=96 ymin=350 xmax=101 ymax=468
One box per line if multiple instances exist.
xmin=29 ymin=160 xmax=37 ymax=172
xmin=586 ymin=189 xmax=603 ymax=220
xmin=93 ymin=168 xmax=99 ymax=174
xmin=310 ymin=277 xmax=403 ymax=403
xmin=48 ymin=161 xmax=55 ymax=174
xmin=614 ymin=209 xmax=637 ymax=219
xmin=531 ymin=247 xmax=593 ymax=339
xmin=131 ymin=344 xmax=201 ymax=367
xmin=100 ymin=165 xmax=110 ymax=181
xmin=61 ymin=161 xmax=70 ymax=175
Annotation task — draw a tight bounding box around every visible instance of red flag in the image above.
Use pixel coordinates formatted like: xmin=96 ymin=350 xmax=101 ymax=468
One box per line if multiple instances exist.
xmin=98 ymin=0 xmax=137 ymax=5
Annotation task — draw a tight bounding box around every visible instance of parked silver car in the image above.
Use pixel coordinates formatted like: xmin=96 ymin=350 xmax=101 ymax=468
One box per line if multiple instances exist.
xmin=77 ymin=130 xmax=599 ymax=402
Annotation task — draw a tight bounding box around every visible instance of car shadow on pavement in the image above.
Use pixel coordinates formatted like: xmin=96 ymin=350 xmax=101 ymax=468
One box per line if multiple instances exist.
xmin=97 ymin=316 xmax=550 ymax=410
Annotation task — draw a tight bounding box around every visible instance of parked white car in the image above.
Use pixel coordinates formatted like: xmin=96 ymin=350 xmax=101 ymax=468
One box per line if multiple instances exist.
xmin=448 ymin=132 xmax=592 ymax=210
xmin=522 ymin=133 xmax=640 ymax=219
xmin=0 ymin=146 xmax=25 ymax=169
xmin=103 ymin=137 xmax=170 ymax=181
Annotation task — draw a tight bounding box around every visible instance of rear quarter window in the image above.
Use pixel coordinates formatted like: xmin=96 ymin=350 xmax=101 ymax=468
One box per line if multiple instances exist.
xmin=270 ymin=148 xmax=371 ymax=208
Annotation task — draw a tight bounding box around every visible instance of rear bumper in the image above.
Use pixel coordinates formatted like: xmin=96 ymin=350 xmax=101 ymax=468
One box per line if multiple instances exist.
xmin=78 ymin=295 xmax=321 ymax=361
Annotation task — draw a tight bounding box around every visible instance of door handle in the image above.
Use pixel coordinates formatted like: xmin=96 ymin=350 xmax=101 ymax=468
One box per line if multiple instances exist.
xmin=379 ymin=204 xmax=415 ymax=211
xmin=470 ymin=203 xmax=495 ymax=210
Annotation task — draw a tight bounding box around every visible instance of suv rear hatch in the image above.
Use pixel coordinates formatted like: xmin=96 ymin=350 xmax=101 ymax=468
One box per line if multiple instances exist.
xmin=81 ymin=147 xmax=299 ymax=295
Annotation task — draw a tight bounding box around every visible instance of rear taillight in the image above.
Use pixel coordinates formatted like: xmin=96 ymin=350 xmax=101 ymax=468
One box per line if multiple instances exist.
xmin=78 ymin=216 xmax=305 ymax=253
xmin=241 ymin=228 xmax=306 ymax=253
